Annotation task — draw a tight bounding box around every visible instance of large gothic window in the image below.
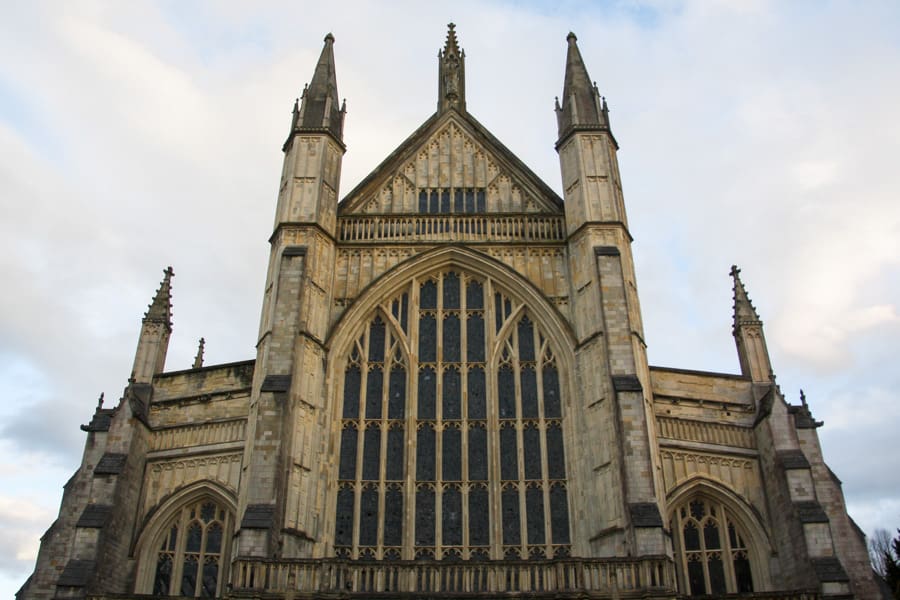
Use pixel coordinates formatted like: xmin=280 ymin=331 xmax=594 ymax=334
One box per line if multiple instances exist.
xmin=335 ymin=270 xmax=570 ymax=560
xmin=151 ymin=499 xmax=232 ymax=597
xmin=671 ymin=497 xmax=754 ymax=596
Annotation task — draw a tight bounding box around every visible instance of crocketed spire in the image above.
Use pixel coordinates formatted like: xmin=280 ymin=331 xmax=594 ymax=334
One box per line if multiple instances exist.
xmin=555 ymin=32 xmax=609 ymax=143
xmin=192 ymin=337 xmax=205 ymax=369
xmin=438 ymin=23 xmax=466 ymax=113
xmin=731 ymin=265 xmax=761 ymax=332
xmin=144 ymin=266 xmax=174 ymax=329
xmin=292 ymin=33 xmax=345 ymax=143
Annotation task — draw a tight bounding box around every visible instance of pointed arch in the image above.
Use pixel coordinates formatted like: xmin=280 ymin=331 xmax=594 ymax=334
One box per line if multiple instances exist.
xmin=133 ymin=481 xmax=236 ymax=597
xmin=666 ymin=476 xmax=772 ymax=595
xmin=324 ymin=246 xmax=576 ymax=562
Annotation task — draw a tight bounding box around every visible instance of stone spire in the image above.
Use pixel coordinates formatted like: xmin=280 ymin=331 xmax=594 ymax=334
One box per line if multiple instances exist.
xmin=555 ymin=32 xmax=609 ymax=143
xmin=292 ymin=33 xmax=345 ymax=143
xmin=144 ymin=266 xmax=174 ymax=330
xmin=192 ymin=337 xmax=205 ymax=369
xmin=438 ymin=23 xmax=466 ymax=113
xmin=731 ymin=264 xmax=761 ymax=332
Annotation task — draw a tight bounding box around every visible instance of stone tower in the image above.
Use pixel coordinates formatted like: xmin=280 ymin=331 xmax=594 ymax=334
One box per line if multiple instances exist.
xmin=18 ymin=26 xmax=879 ymax=600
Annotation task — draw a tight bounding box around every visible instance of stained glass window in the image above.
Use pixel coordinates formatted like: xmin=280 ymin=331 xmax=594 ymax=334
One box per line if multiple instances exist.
xmin=334 ymin=271 xmax=570 ymax=560
xmin=151 ymin=499 xmax=230 ymax=597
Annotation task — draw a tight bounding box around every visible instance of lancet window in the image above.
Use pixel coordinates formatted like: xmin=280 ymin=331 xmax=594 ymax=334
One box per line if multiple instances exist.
xmin=335 ymin=270 xmax=570 ymax=560
xmin=671 ymin=497 xmax=754 ymax=596
xmin=418 ymin=188 xmax=486 ymax=214
xmin=151 ymin=499 xmax=231 ymax=597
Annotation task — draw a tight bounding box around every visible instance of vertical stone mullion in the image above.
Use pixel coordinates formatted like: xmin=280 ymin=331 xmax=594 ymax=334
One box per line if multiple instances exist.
xmin=460 ymin=279 xmax=470 ymax=555
xmin=376 ymin=349 xmax=389 ymax=557
xmin=484 ymin=278 xmax=503 ymax=559
xmin=404 ymin=278 xmax=420 ymax=559
xmin=352 ymin=330 xmax=369 ymax=559
xmin=512 ymin=327 xmax=527 ymax=556
xmin=435 ymin=275 xmax=444 ymax=555
xmin=719 ymin=501 xmax=737 ymax=593
xmin=535 ymin=334 xmax=553 ymax=553
xmin=674 ymin=509 xmax=689 ymax=594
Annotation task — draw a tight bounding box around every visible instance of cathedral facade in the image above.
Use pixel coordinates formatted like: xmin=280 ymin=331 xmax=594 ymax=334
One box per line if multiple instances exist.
xmin=19 ymin=26 xmax=879 ymax=599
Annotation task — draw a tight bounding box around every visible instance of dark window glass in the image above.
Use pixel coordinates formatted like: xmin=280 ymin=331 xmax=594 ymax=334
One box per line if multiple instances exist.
xmin=416 ymin=425 xmax=435 ymax=481
xmin=384 ymin=488 xmax=403 ymax=546
xmin=443 ymin=368 xmax=461 ymax=419
xmin=523 ymin=425 xmax=542 ymax=480
xmin=359 ymin=488 xmax=379 ymax=546
xmin=181 ymin=556 xmax=198 ymax=597
xmin=339 ymin=426 xmax=357 ymax=480
xmin=517 ymin=318 xmax=535 ymax=361
xmin=388 ymin=368 xmax=405 ymax=419
xmin=549 ymin=485 xmax=570 ymax=544
xmin=415 ymin=489 xmax=435 ymax=546
xmin=494 ymin=293 xmax=504 ymax=332
xmin=429 ymin=190 xmax=439 ymax=214
xmin=683 ymin=522 xmax=700 ymax=551
xmin=690 ymin=500 xmax=705 ymax=521
xmin=498 ymin=366 xmax=516 ymax=418
xmin=443 ymin=272 xmax=460 ymax=308
xmin=476 ymin=190 xmax=486 ymax=212
xmin=442 ymin=488 xmax=463 ymax=545
xmin=418 ymin=367 xmax=436 ymax=419
xmin=500 ymin=426 xmax=518 ymax=480
xmin=342 ymin=366 xmax=361 ymax=419
xmin=420 ymin=280 xmax=437 ymax=309
xmin=454 ymin=189 xmax=463 ymax=212
xmin=709 ymin=555 xmax=726 ymax=595
xmin=469 ymin=488 xmax=489 ymax=545
xmin=419 ymin=314 xmax=436 ymax=362
xmin=442 ymin=428 xmax=461 ymax=481
xmin=467 ymin=367 xmax=486 ymax=419
xmin=363 ymin=426 xmax=381 ymax=480
xmin=400 ymin=293 xmax=409 ymax=333
xmin=465 ymin=190 xmax=475 ymax=213
xmin=468 ymin=425 xmax=487 ymax=480
xmin=734 ymin=556 xmax=754 ymax=592
xmin=365 ymin=367 xmax=383 ymax=420
xmin=386 ymin=427 xmax=404 ymax=480
xmin=153 ymin=556 xmax=172 ymax=595
xmin=206 ymin=523 xmax=222 ymax=553
xmin=201 ymin=560 xmax=218 ymax=598
xmin=200 ymin=502 xmax=215 ymax=523
xmin=520 ymin=367 xmax=538 ymax=419
xmin=502 ymin=489 xmax=521 ymax=545
xmin=546 ymin=425 xmax=566 ymax=479
xmin=369 ymin=318 xmax=385 ymax=362
xmin=542 ymin=366 xmax=560 ymax=418
xmin=466 ymin=280 xmax=483 ymax=309
xmin=418 ymin=190 xmax=428 ymax=213
xmin=440 ymin=190 xmax=451 ymax=213
xmin=687 ymin=559 xmax=705 ymax=596
xmin=335 ymin=488 xmax=354 ymax=546
xmin=186 ymin=522 xmax=202 ymax=552
xmin=704 ymin=521 xmax=721 ymax=549
xmin=168 ymin=525 xmax=177 ymax=551
xmin=443 ymin=314 xmax=460 ymax=362
xmin=526 ymin=488 xmax=546 ymax=545
xmin=466 ymin=314 xmax=484 ymax=362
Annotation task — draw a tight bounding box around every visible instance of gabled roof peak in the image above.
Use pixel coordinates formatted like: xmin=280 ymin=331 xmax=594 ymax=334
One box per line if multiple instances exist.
xmin=438 ymin=23 xmax=466 ymax=113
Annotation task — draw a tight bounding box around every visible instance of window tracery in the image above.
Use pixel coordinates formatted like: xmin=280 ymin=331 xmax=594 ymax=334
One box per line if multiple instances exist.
xmin=335 ymin=270 xmax=570 ymax=560
xmin=671 ymin=497 xmax=754 ymax=596
xmin=151 ymin=499 xmax=231 ymax=597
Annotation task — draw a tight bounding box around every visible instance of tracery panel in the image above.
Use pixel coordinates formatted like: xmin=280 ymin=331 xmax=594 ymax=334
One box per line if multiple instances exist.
xmin=334 ymin=271 xmax=570 ymax=560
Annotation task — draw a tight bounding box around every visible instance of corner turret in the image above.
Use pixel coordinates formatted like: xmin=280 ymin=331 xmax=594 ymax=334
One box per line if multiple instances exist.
xmin=131 ymin=267 xmax=173 ymax=383
xmin=438 ymin=23 xmax=466 ymax=113
xmin=731 ymin=265 xmax=773 ymax=381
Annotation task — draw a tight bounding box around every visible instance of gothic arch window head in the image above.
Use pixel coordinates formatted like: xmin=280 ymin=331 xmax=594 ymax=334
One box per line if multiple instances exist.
xmin=670 ymin=496 xmax=754 ymax=596
xmin=142 ymin=496 xmax=233 ymax=598
xmin=334 ymin=269 xmax=570 ymax=561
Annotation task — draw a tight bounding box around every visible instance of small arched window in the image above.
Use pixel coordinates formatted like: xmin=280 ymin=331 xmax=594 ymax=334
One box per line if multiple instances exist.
xmin=151 ymin=499 xmax=232 ymax=597
xmin=671 ymin=497 xmax=754 ymax=596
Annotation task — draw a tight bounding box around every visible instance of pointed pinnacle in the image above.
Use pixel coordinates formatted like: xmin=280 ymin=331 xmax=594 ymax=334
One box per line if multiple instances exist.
xmin=192 ymin=337 xmax=205 ymax=369
xmin=296 ymin=32 xmax=343 ymax=142
xmin=444 ymin=23 xmax=460 ymax=55
xmin=731 ymin=265 xmax=761 ymax=329
xmin=144 ymin=266 xmax=174 ymax=327
xmin=558 ymin=30 xmax=605 ymax=139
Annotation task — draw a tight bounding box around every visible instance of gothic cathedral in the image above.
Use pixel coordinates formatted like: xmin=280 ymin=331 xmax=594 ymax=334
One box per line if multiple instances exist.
xmin=19 ymin=26 xmax=880 ymax=600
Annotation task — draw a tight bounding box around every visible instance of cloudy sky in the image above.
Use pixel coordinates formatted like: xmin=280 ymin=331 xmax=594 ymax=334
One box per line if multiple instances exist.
xmin=2 ymin=0 xmax=899 ymax=595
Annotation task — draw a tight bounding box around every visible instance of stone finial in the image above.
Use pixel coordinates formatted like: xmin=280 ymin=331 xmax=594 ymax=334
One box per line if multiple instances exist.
xmin=438 ymin=22 xmax=466 ymax=113
xmin=293 ymin=33 xmax=344 ymax=143
xmin=144 ymin=266 xmax=174 ymax=328
xmin=193 ymin=338 xmax=205 ymax=369
xmin=97 ymin=392 xmax=104 ymax=410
